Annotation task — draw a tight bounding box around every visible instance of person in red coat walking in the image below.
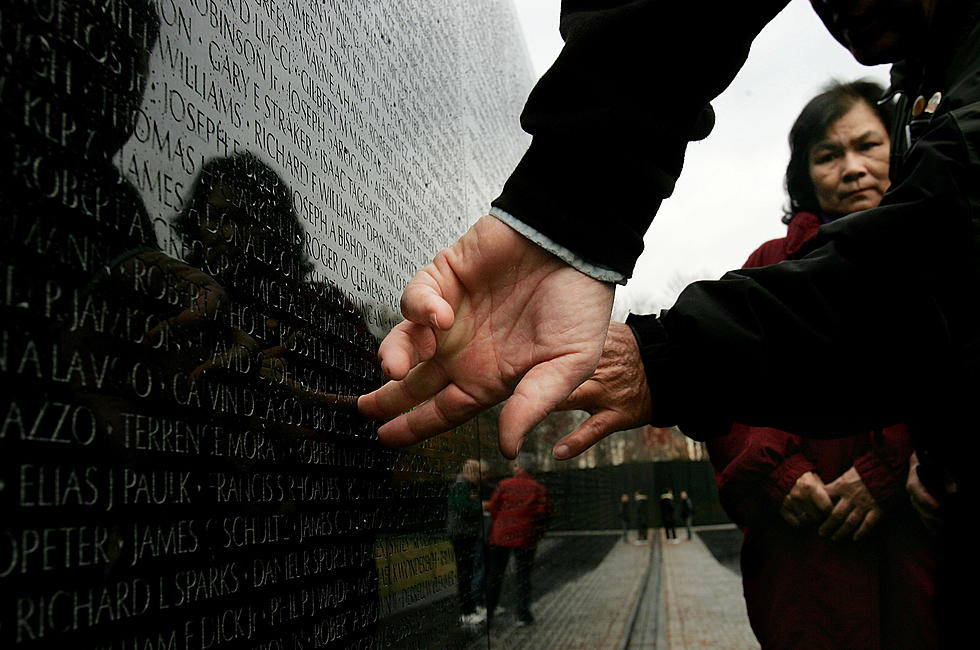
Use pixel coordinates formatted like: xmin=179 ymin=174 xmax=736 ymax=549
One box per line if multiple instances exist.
xmin=708 ymin=80 xmax=936 ymax=649
xmin=485 ymin=455 xmax=551 ymax=627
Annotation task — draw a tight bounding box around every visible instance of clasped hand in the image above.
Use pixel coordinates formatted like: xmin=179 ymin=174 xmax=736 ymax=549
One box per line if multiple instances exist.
xmin=780 ymin=468 xmax=882 ymax=542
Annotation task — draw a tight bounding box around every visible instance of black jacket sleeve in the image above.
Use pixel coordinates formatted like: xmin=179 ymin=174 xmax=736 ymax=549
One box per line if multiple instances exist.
xmin=630 ymin=106 xmax=978 ymax=438
xmin=491 ymin=0 xmax=790 ymax=278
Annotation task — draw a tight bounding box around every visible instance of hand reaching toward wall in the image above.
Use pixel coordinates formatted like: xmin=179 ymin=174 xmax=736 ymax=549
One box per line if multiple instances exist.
xmin=358 ymin=215 xmax=615 ymax=458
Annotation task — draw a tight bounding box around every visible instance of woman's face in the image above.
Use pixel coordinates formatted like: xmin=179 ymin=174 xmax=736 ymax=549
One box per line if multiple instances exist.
xmin=808 ymin=100 xmax=891 ymax=218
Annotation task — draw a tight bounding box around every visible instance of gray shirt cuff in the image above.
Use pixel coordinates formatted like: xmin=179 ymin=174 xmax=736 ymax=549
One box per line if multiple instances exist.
xmin=488 ymin=207 xmax=627 ymax=284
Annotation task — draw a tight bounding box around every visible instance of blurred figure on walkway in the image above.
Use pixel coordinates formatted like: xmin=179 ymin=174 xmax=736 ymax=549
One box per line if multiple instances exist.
xmin=634 ymin=491 xmax=649 ymax=543
xmin=679 ymin=491 xmax=695 ymax=541
xmin=472 ymin=460 xmax=492 ymax=615
xmin=619 ymin=493 xmax=632 ymax=542
xmin=448 ymin=459 xmax=485 ymax=626
xmin=486 ymin=455 xmax=551 ymax=627
xmin=659 ymin=490 xmax=677 ymax=542
xmin=708 ymin=80 xmax=935 ymax=650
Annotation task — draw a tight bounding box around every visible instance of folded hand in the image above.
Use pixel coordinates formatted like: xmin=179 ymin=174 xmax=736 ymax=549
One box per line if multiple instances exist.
xmin=820 ymin=466 xmax=882 ymax=541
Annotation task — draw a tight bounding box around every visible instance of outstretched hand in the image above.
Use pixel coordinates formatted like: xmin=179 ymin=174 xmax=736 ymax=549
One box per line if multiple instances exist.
xmin=820 ymin=466 xmax=883 ymax=542
xmin=358 ymin=215 xmax=615 ymax=458
xmin=552 ymin=322 xmax=652 ymax=459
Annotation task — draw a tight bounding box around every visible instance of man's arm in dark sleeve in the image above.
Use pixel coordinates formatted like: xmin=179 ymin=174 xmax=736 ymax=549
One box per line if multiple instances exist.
xmin=492 ymin=0 xmax=791 ymax=279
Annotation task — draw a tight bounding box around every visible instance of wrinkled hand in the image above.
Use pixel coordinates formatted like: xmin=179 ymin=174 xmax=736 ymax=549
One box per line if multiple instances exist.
xmin=819 ymin=467 xmax=882 ymax=541
xmin=358 ymin=215 xmax=615 ymax=458
xmin=779 ymin=471 xmax=832 ymax=528
xmin=907 ymin=452 xmax=943 ymax=532
xmin=552 ymin=322 xmax=652 ymax=459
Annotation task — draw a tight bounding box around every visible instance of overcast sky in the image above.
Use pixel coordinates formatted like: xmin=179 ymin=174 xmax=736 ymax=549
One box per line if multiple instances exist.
xmin=510 ymin=0 xmax=890 ymax=317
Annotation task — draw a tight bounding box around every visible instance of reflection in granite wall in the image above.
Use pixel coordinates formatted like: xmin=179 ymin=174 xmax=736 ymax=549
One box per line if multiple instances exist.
xmin=1 ymin=0 xmax=533 ymax=648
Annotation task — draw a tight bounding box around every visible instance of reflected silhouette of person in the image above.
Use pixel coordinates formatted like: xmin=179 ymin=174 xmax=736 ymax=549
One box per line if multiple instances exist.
xmin=1 ymin=0 xmax=229 ymax=392
xmin=1 ymin=0 xmax=160 ymax=268
xmin=172 ymin=151 xmax=314 ymax=292
xmin=170 ymin=151 xmax=381 ymax=400
xmin=169 ymin=151 xmax=387 ymax=645
xmin=0 ymin=0 xmax=176 ymax=448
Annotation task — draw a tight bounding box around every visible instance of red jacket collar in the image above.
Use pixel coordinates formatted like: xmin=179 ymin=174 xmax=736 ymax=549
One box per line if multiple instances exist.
xmin=784 ymin=212 xmax=825 ymax=257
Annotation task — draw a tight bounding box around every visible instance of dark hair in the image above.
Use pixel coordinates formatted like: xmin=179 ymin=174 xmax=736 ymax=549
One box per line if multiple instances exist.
xmin=172 ymin=151 xmax=314 ymax=280
xmin=783 ymin=79 xmax=895 ymax=221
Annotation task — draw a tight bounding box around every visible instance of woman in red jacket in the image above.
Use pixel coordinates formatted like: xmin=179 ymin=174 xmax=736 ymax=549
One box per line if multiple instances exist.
xmin=485 ymin=456 xmax=551 ymax=627
xmin=707 ymin=80 xmax=936 ymax=650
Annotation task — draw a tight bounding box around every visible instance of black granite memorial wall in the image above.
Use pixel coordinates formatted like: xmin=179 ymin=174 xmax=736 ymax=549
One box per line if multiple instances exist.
xmin=0 ymin=1 xmax=543 ymax=648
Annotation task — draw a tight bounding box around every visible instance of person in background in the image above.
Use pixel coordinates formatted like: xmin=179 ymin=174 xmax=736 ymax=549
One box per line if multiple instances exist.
xmin=447 ymin=459 xmax=485 ymax=626
xmin=659 ymin=490 xmax=676 ymax=543
xmin=707 ymin=80 xmax=935 ymax=650
xmin=679 ymin=490 xmax=694 ymax=541
xmin=473 ymin=460 xmax=492 ymax=617
xmin=619 ymin=493 xmax=632 ymax=542
xmin=486 ymin=455 xmax=551 ymax=628
xmin=633 ymin=491 xmax=649 ymax=543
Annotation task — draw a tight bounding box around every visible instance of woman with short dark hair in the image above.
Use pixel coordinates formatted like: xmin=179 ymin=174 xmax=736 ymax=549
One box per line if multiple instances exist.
xmin=706 ymin=80 xmax=936 ymax=650
xmin=783 ymin=80 xmax=896 ymax=221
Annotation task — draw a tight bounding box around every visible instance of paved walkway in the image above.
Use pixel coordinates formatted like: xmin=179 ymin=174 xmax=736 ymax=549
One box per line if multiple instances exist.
xmin=461 ymin=526 xmax=758 ymax=649
xmin=482 ymin=532 xmax=652 ymax=649
xmin=658 ymin=530 xmax=759 ymax=650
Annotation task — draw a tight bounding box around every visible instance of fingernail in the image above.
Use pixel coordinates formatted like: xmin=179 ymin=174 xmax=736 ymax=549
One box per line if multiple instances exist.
xmin=554 ymin=445 xmax=570 ymax=460
xmin=430 ymin=313 xmax=440 ymax=328
xmin=515 ymin=438 xmax=524 ymax=457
